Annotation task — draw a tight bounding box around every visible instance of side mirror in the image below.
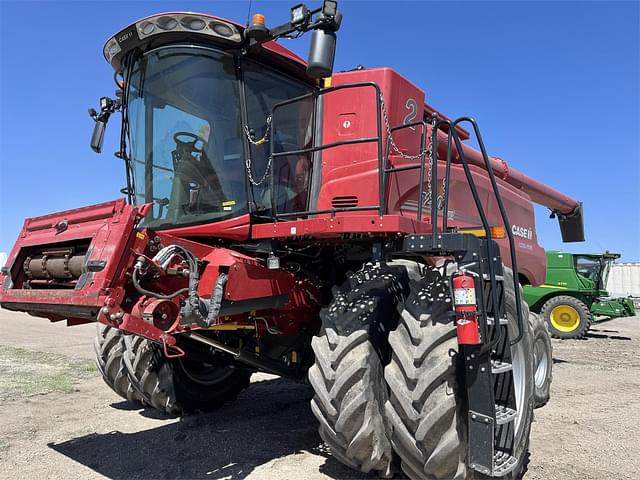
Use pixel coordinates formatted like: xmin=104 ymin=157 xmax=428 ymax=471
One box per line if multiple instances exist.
xmin=89 ymin=96 xmax=118 ymax=154
xmin=307 ymin=28 xmax=336 ymax=78
xmin=90 ymin=119 xmax=107 ymax=153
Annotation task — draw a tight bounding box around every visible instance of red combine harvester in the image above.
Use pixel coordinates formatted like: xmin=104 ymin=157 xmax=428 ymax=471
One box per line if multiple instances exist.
xmin=0 ymin=2 xmax=583 ymax=478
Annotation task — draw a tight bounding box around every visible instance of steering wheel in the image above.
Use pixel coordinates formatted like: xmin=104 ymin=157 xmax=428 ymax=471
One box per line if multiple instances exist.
xmin=173 ymin=131 xmax=206 ymax=154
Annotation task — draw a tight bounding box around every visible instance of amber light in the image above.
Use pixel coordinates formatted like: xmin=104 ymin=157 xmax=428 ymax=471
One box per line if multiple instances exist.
xmin=252 ymin=13 xmax=266 ymax=26
xmin=458 ymin=226 xmax=507 ymax=239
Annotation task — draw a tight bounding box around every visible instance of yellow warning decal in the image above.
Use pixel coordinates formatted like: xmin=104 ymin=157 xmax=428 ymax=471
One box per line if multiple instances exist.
xmin=222 ymin=200 xmax=236 ymax=207
xmin=136 ymin=232 xmax=146 ymax=240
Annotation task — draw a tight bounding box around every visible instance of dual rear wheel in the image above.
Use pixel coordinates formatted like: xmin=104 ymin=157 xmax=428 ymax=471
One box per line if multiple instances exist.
xmin=95 ymin=260 xmax=544 ymax=478
xmin=310 ymin=262 xmax=536 ymax=479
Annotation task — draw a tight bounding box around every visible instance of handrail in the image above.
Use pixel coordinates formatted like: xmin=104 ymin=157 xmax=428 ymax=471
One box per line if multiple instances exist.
xmin=453 ymin=117 xmax=525 ymax=346
xmin=268 ymin=82 xmax=384 ymax=218
xmin=267 ymin=82 xmax=524 ymax=346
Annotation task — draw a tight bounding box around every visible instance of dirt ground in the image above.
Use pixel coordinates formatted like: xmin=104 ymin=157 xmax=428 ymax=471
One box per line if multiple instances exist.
xmin=0 ymin=309 xmax=639 ymax=480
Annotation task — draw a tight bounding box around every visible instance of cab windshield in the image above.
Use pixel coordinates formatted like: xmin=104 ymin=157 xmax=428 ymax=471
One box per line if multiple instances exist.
xmin=126 ymin=45 xmax=313 ymax=229
xmin=575 ymin=256 xmax=604 ymax=288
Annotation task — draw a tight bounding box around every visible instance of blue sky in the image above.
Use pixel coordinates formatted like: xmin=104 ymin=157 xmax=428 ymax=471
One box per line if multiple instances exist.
xmin=1 ymin=0 xmax=638 ymax=261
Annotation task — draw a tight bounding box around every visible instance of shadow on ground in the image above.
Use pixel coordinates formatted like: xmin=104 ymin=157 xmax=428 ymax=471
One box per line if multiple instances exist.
xmin=48 ymin=378 xmax=375 ymax=479
xmin=585 ymin=331 xmax=631 ymax=341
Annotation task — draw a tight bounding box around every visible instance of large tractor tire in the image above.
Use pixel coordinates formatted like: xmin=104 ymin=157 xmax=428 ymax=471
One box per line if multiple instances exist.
xmin=541 ymin=295 xmax=591 ymax=339
xmin=384 ymin=266 xmax=535 ymax=480
xmin=94 ymin=324 xmax=141 ymax=404
xmin=308 ymin=262 xmax=412 ymax=476
xmin=530 ymin=312 xmax=552 ymax=408
xmin=123 ymin=335 xmax=252 ymax=415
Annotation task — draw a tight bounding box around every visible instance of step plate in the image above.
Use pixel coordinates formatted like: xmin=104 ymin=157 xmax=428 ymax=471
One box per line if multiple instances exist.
xmin=495 ymin=404 xmax=517 ymax=425
xmin=491 ymin=360 xmax=513 ymax=374
xmin=494 ymin=449 xmax=519 ymax=477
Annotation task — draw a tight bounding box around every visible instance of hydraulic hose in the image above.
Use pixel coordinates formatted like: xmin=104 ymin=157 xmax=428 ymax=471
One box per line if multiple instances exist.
xmin=132 ymin=244 xmax=228 ymax=328
xmin=203 ymin=272 xmax=228 ymax=327
xmin=131 ymin=268 xmax=189 ymax=300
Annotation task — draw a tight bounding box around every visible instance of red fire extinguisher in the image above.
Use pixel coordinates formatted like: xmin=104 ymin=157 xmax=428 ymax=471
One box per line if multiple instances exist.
xmin=452 ymin=272 xmax=481 ymax=345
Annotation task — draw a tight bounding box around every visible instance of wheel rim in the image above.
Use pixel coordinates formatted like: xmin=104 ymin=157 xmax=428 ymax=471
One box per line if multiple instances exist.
xmin=175 ymin=358 xmax=234 ymax=386
xmin=533 ymin=337 xmax=548 ymax=388
xmin=511 ymin=330 xmax=527 ymax=440
xmin=549 ymin=305 xmax=580 ymax=332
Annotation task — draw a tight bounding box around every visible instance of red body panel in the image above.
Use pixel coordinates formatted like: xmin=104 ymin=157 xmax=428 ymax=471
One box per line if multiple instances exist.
xmin=251 ymin=68 xmax=547 ymax=284
xmin=161 ymin=214 xmax=251 ymax=241
xmin=0 ymin=200 xmax=318 ymax=342
xmin=0 ymin=199 xmax=142 ymax=320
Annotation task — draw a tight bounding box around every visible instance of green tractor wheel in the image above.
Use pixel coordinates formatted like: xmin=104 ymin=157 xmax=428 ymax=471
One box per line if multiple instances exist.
xmin=541 ymin=295 xmax=592 ymax=339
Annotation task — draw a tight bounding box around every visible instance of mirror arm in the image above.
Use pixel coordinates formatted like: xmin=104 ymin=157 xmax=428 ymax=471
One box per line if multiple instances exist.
xmin=89 ymin=96 xmax=121 ymax=124
xmin=244 ymin=2 xmax=340 ymax=49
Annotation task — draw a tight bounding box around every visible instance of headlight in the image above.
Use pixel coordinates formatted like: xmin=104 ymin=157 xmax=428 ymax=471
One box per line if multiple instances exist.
xmin=135 ymin=13 xmax=241 ymax=42
xmin=181 ymin=16 xmax=206 ymax=31
xmin=104 ymin=38 xmax=121 ymax=63
xmin=210 ymin=21 xmax=234 ymax=38
xmin=156 ymin=16 xmax=178 ymax=30
xmin=104 ymin=13 xmax=242 ymax=67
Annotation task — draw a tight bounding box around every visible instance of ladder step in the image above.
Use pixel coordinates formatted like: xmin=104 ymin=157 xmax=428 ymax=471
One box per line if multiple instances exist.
xmin=491 ymin=360 xmax=512 ymax=374
xmin=493 ymin=449 xmax=519 ymax=477
xmin=486 ymin=316 xmax=508 ymax=326
xmin=495 ymin=404 xmax=517 ymax=425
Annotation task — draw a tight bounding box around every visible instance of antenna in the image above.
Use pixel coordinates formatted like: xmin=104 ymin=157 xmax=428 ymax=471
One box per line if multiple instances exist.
xmin=246 ymin=0 xmax=253 ymax=27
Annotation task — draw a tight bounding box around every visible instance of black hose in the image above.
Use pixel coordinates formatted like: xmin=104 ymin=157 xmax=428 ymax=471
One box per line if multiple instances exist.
xmin=131 ymin=268 xmax=189 ymax=300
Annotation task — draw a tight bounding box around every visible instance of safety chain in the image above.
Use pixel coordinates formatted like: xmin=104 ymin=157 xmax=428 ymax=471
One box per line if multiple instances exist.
xmin=380 ymin=94 xmax=432 ymax=162
xmin=380 ymin=92 xmax=448 ymax=211
xmin=244 ymin=116 xmax=273 ymax=186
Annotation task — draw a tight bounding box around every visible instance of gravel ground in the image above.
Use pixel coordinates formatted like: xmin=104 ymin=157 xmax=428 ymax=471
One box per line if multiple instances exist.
xmin=0 ymin=309 xmax=638 ymax=479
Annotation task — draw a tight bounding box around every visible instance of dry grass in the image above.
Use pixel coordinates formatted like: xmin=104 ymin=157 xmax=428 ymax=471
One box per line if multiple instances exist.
xmin=0 ymin=345 xmax=97 ymax=401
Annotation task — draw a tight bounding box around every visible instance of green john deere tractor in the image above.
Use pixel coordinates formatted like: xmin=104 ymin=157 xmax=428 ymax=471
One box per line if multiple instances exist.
xmin=523 ymin=251 xmax=636 ymax=339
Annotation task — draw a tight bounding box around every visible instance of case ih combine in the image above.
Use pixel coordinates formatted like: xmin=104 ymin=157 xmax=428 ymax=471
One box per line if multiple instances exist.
xmin=0 ymin=2 xmax=584 ymax=478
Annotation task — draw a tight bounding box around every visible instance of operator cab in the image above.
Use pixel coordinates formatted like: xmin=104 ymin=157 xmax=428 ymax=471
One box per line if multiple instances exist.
xmin=574 ymin=253 xmax=620 ymax=291
xmin=125 ymin=45 xmax=313 ymax=228
xmin=90 ymin=3 xmax=341 ymax=230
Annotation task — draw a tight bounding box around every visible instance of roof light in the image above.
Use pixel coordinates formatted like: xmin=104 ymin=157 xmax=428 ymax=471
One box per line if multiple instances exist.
xmin=156 ymin=16 xmax=178 ymax=30
xmin=290 ymin=4 xmax=309 ymax=25
xmin=104 ymin=38 xmax=121 ymax=63
xmin=134 ymin=14 xmax=241 ymax=42
xmin=105 ymin=13 xmax=242 ymax=67
xmin=210 ymin=21 xmax=234 ymax=37
xmin=140 ymin=22 xmax=155 ymax=35
xmin=181 ymin=16 xmax=206 ymax=31
xmin=251 ymin=13 xmax=266 ymax=26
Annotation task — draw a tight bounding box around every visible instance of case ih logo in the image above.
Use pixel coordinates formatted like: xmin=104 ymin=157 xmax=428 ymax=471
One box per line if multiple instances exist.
xmin=512 ymin=224 xmax=533 ymax=240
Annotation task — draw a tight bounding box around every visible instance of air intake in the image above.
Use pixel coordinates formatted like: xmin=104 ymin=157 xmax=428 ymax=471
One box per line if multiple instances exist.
xmin=331 ymin=196 xmax=359 ymax=208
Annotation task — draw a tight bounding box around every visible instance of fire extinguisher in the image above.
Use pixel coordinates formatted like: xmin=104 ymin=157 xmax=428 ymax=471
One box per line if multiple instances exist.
xmin=452 ymin=272 xmax=481 ymax=345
